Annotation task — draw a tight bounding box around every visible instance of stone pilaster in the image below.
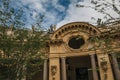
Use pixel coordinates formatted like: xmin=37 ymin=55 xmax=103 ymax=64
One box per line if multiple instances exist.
xmin=49 ymin=58 xmax=60 ymax=80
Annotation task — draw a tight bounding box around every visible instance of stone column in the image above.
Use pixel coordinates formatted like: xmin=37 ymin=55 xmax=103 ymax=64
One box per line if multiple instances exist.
xmin=61 ymin=57 xmax=67 ymax=80
xmin=90 ymin=54 xmax=98 ymax=80
xmin=43 ymin=59 xmax=48 ymax=80
xmin=111 ymin=54 xmax=120 ymax=80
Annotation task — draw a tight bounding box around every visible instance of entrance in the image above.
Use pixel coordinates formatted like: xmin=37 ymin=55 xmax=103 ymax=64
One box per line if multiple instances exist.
xmin=66 ymin=56 xmax=92 ymax=80
xmin=76 ymin=67 xmax=89 ymax=80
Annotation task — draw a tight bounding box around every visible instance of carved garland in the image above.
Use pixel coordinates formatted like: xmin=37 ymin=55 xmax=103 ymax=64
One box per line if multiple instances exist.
xmin=51 ymin=65 xmax=57 ymax=80
xmin=100 ymin=57 xmax=108 ymax=80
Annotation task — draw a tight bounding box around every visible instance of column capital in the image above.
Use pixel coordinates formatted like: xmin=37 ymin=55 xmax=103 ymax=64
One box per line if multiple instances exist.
xmin=89 ymin=53 xmax=95 ymax=56
xmin=111 ymin=53 xmax=116 ymax=57
xmin=61 ymin=57 xmax=66 ymax=59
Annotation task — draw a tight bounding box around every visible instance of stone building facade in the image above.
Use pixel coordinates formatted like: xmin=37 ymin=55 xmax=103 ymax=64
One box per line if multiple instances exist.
xmin=41 ymin=22 xmax=120 ymax=80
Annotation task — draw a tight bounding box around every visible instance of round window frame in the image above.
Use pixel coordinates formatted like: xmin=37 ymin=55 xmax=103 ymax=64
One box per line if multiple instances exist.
xmin=68 ymin=36 xmax=85 ymax=50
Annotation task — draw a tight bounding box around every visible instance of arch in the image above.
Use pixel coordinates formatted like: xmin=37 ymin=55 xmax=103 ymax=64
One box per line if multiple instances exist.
xmin=51 ymin=22 xmax=101 ymax=39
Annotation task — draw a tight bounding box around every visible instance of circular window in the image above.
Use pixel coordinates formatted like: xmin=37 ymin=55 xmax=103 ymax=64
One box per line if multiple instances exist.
xmin=68 ymin=36 xmax=85 ymax=49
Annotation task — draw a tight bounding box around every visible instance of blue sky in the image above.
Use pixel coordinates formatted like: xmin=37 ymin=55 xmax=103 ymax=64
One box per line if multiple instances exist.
xmin=9 ymin=0 xmax=119 ymax=29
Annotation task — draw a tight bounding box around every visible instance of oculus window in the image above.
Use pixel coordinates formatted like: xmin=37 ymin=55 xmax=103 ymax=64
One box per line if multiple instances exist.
xmin=68 ymin=36 xmax=85 ymax=49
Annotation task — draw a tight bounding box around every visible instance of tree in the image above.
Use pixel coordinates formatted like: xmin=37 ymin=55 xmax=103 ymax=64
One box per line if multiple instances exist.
xmin=0 ymin=0 xmax=26 ymax=28
xmin=0 ymin=0 xmax=48 ymax=80
xmin=0 ymin=26 xmax=48 ymax=80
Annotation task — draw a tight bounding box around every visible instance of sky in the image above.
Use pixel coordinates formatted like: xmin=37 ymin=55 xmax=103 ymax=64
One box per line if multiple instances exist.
xmin=9 ymin=0 xmax=120 ymax=29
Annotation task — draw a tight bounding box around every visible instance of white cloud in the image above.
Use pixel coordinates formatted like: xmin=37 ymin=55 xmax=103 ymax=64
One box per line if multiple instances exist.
xmin=18 ymin=0 xmax=66 ymax=29
xmin=50 ymin=0 xmax=66 ymax=12
xmin=56 ymin=0 xmax=120 ymax=28
xmin=57 ymin=0 xmax=103 ymax=28
xmin=12 ymin=0 xmax=120 ymax=29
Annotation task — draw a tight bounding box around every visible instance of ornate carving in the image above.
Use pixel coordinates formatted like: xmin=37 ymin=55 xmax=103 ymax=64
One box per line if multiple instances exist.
xmin=100 ymin=60 xmax=108 ymax=72
xmin=49 ymin=25 xmax=56 ymax=33
xmin=51 ymin=65 xmax=57 ymax=76
xmin=100 ymin=58 xmax=108 ymax=80
xmin=52 ymin=22 xmax=101 ymax=39
xmin=51 ymin=65 xmax=57 ymax=80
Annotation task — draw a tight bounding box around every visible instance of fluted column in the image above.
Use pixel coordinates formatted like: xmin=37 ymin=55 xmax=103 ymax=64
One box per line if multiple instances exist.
xmin=61 ymin=57 xmax=67 ymax=80
xmin=111 ymin=54 xmax=120 ymax=80
xmin=43 ymin=59 xmax=48 ymax=80
xmin=90 ymin=54 xmax=98 ymax=80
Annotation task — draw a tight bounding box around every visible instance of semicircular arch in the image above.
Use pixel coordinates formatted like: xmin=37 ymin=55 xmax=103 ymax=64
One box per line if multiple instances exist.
xmin=51 ymin=22 xmax=101 ymax=39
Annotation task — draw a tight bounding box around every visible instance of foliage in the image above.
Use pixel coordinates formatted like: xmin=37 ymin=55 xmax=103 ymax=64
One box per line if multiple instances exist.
xmin=34 ymin=14 xmax=45 ymax=30
xmin=88 ymin=34 xmax=120 ymax=54
xmin=77 ymin=0 xmax=120 ymax=53
xmin=0 ymin=0 xmax=26 ymax=28
xmin=0 ymin=27 xmax=48 ymax=80
xmin=0 ymin=0 xmax=48 ymax=80
xmin=90 ymin=0 xmax=120 ymax=22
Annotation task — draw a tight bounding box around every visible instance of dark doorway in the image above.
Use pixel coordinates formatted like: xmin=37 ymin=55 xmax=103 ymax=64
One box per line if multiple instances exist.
xmin=66 ymin=56 xmax=92 ymax=80
xmin=76 ymin=67 xmax=89 ymax=80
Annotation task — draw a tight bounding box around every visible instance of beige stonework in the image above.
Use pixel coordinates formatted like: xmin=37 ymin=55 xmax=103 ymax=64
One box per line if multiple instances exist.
xmin=47 ymin=22 xmax=120 ymax=80
xmin=49 ymin=58 xmax=60 ymax=80
xmin=97 ymin=54 xmax=114 ymax=80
